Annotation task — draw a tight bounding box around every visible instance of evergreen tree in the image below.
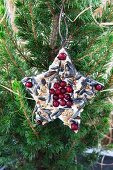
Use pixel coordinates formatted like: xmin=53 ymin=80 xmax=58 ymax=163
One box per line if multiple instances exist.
xmin=0 ymin=0 xmax=113 ymax=169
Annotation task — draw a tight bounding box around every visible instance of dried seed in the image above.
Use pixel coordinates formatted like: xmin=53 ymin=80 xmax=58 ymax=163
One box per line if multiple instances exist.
xmin=50 ymin=66 xmax=59 ymax=70
xmin=72 ymin=111 xmax=80 ymax=119
xmin=47 ymin=93 xmax=51 ymax=103
xmin=41 ymin=78 xmax=46 ymax=85
xmin=27 ymin=89 xmax=33 ymax=94
xmin=79 ymin=89 xmax=85 ymax=95
xmin=65 ymin=74 xmax=74 ymax=78
xmin=33 ymin=86 xmax=40 ymax=95
xmin=76 ymin=116 xmax=81 ymax=119
xmin=32 ymin=77 xmax=37 ymax=84
xmin=85 ymin=90 xmax=94 ymax=96
xmin=75 ymin=74 xmax=82 ymax=80
xmin=67 ymin=61 xmax=76 ymax=73
xmin=73 ymin=98 xmax=83 ymax=103
xmin=33 ymin=105 xmax=38 ymax=117
xmin=38 ymin=97 xmax=46 ymax=101
xmin=67 ymin=79 xmax=73 ymax=85
xmin=43 ymin=109 xmax=52 ymax=114
xmin=48 ymin=82 xmax=51 ymax=89
xmin=51 ymin=108 xmax=64 ymax=118
xmin=44 ymin=71 xmax=56 ymax=77
xmin=50 ymin=110 xmax=59 ymax=118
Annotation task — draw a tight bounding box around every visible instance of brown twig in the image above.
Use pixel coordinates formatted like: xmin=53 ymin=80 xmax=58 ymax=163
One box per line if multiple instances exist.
xmin=4 ymin=22 xmax=31 ymax=64
xmin=29 ymin=2 xmax=37 ymax=43
xmin=46 ymin=1 xmax=55 ymax=16
xmin=108 ymin=73 xmax=113 ymax=87
xmin=49 ymin=15 xmax=59 ymax=50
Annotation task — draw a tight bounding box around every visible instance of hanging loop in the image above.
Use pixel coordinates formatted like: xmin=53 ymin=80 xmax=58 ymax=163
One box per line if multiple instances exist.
xmin=59 ymin=5 xmax=68 ymax=47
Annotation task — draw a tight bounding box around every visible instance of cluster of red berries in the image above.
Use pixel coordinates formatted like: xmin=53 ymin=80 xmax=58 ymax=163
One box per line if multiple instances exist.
xmin=49 ymin=81 xmax=73 ymax=107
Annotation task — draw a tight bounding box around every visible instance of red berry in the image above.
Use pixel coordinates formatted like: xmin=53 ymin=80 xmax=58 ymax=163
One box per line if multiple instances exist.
xmin=66 ymin=85 xmax=73 ymax=93
xmin=55 ymin=89 xmax=61 ymax=95
xmin=60 ymin=81 xmax=66 ymax=87
xmin=37 ymin=120 xmax=42 ymax=125
xmin=71 ymin=123 xmax=78 ymax=131
xmin=53 ymin=82 xmax=60 ymax=89
xmin=60 ymin=88 xmax=66 ymax=94
xmin=95 ymin=84 xmax=103 ymax=91
xmin=25 ymin=82 xmax=33 ymax=88
xmin=64 ymin=94 xmax=71 ymax=100
xmin=53 ymin=101 xmax=59 ymax=107
xmin=59 ymin=100 xmax=66 ymax=106
xmin=49 ymin=88 xmax=55 ymax=94
xmin=53 ymin=94 xmax=59 ymax=100
xmin=58 ymin=53 xmax=67 ymax=60
xmin=66 ymin=100 xmax=73 ymax=107
xmin=59 ymin=94 xmax=64 ymax=99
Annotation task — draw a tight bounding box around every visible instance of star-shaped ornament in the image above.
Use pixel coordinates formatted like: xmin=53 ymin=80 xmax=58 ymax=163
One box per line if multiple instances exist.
xmin=22 ymin=48 xmax=104 ymax=133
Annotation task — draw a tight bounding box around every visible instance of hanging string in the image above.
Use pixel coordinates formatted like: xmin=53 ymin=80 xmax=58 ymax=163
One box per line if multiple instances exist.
xmin=58 ymin=3 xmax=68 ymax=47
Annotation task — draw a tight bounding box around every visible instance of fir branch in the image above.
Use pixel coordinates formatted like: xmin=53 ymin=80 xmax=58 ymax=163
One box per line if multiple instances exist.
xmin=90 ymin=1 xmax=101 ymax=27
xmin=3 ymin=22 xmax=33 ymax=65
xmin=101 ymin=89 xmax=113 ymax=92
xmin=0 ymin=84 xmax=34 ymax=100
xmin=100 ymin=22 xmax=113 ymax=26
xmin=65 ymin=141 xmax=76 ymax=160
xmin=18 ymin=90 xmax=39 ymax=137
xmin=90 ymin=0 xmax=113 ymax=27
xmin=109 ymin=73 xmax=113 ymax=87
xmin=4 ymin=58 xmax=12 ymax=89
xmin=0 ymin=84 xmax=19 ymax=95
xmin=77 ymin=45 xmax=101 ymax=62
xmin=46 ymin=1 xmax=55 ymax=16
xmin=88 ymin=43 xmax=113 ymax=75
xmin=29 ymin=2 xmax=37 ymax=44
xmin=76 ymin=34 xmax=106 ymax=62
xmin=65 ymin=6 xmax=91 ymax=23
xmin=2 ymin=39 xmax=25 ymax=76
xmin=99 ymin=55 xmax=113 ymax=81
xmin=0 ymin=10 xmax=7 ymax=24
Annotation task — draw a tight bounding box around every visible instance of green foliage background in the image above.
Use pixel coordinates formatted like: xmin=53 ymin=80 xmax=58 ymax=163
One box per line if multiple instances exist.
xmin=0 ymin=0 xmax=113 ymax=169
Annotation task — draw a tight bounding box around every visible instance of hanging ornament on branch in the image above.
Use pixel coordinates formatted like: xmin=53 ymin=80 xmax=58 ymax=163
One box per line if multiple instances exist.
xmin=22 ymin=47 xmax=104 ymax=133
xmin=21 ymin=3 xmax=104 ymax=133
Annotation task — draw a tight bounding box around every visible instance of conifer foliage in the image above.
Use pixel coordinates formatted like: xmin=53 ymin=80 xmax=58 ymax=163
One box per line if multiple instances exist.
xmin=0 ymin=0 xmax=113 ymax=169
